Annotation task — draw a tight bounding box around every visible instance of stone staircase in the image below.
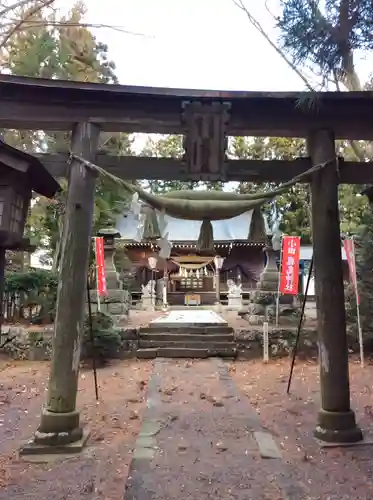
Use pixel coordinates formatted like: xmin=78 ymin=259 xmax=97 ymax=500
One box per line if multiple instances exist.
xmin=137 ymin=325 xmax=237 ymax=359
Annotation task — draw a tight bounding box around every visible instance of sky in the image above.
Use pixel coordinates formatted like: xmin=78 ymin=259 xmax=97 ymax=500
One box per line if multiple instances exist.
xmin=76 ymin=0 xmax=372 ymax=92
xmin=31 ymin=0 xmax=372 ymax=267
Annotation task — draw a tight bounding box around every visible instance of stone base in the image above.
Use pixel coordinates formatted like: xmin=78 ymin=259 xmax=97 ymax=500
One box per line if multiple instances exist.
xmin=246 ymin=314 xmax=267 ymax=326
xmin=38 ymin=408 xmax=80 ymax=434
xmin=19 ymin=427 xmax=90 ymax=456
xmin=227 ymin=298 xmax=243 ymax=310
xmin=141 ymin=298 xmax=155 ymax=310
xmin=89 ymin=289 xmax=130 ymax=318
xmin=316 ymin=437 xmax=373 ymax=449
xmin=21 ymin=407 xmax=88 ymax=451
xmin=314 ymin=409 xmax=363 ymax=444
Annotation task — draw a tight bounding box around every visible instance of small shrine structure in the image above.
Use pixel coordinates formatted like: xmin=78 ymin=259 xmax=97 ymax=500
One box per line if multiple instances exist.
xmin=116 ymin=208 xmax=269 ymax=306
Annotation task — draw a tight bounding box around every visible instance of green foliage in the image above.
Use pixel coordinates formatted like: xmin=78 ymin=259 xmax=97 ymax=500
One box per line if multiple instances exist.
xmin=141 ymin=135 xmax=223 ymax=193
xmin=5 ymin=269 xmax=58 ymax=294
xmin=4 ymin=269 xmax=58 ymax=323
xmin=277 ymin=0 xmax=372 ymax=81
xmin=230 ymin=136 xmax=312 ymax=239
xmin=0 ymin=1 xmax=134 ymax=269
xmin=352 ymin=210 xmax=373 ymax=343
xmin=82 ymin=312 xmax=122 ymax=363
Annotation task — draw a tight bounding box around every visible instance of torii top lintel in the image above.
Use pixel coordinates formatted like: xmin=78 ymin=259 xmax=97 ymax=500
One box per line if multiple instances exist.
xmin=1 ymin=74 xmax=373 ymax=139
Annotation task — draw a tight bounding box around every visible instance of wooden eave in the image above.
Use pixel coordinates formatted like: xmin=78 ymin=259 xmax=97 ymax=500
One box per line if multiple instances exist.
xmin=1 ymin=75 xmax=373 ymax=138
xmin=0 ymin=139 xmax=61 ymax=198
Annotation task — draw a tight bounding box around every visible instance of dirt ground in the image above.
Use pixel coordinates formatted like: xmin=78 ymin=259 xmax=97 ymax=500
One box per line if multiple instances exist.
xmin=1 ymin=356 xmax=373 ymax=498
xmin=229 ymin=357 xmax=373 ymax=499
xmin=0 ymin=358 xmax=152 ymax=499
xmin=2 ymin=309 xmax=373 ymax=498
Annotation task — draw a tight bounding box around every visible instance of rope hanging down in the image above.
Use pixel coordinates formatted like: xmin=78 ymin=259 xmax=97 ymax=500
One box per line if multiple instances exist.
xmin=68 ymin=152 xmax=337 ymax=250
xmin=68 ymin=152 xmax=337 ymax=220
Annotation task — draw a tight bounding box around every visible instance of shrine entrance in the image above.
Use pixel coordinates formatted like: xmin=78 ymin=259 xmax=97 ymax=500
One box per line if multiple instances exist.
xmin=2 ymin=74 xmax=373 ymax=449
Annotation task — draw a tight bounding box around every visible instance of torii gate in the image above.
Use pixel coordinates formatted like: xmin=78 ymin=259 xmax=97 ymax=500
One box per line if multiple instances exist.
xmin=1 ymin=74 xmax=372 ymax=450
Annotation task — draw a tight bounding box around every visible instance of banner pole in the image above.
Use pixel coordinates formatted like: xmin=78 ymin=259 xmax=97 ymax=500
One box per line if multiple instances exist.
xmin=351 ymin=236 xmax=364 ymax=367
xmin=287 ymin=255 xmax=314 ymax=394
xmin=86 ymin=277 xmax=99 ymax=400
xmin=275 ymin=235 xmax=283 ymax=327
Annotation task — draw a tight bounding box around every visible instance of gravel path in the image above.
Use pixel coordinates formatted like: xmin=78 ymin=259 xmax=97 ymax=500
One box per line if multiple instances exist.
xmin=125 ymin=358 xmax=303 ymax=500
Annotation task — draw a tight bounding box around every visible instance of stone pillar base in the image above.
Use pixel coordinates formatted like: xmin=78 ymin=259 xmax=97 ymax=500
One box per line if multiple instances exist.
xmin=19 ymin=408 xmax=90 ymax=456
xmin=141 ymin=297 xmax=155 ymax=310
xmin=227 ymin=298 xmax=243 ymax=310
xmin=89 ymin=289 xmax=130 ymax=325
xmin=314 ymin=409 xmax=363 ymax=443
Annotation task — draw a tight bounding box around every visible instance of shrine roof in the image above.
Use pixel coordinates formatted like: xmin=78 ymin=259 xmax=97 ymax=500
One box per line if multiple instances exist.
xmin=116 ymin=210 xmax=270 ymax=244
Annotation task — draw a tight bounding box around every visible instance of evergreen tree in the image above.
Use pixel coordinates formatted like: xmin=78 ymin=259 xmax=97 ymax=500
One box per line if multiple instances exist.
xmin=277 ymin=0 xmax=371 ymax=91
xmin=275 ymin=0 xmax=373 ymax=337
xmin=0 ymin=1 xmax=132 ymax=268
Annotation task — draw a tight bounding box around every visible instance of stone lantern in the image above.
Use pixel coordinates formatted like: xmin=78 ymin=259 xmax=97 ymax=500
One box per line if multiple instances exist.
xmin=259 ymin=234 xmax=280 ymax=290
xmin=91 ymin=227 xmax=129 ymax=324
xmin=0 ymin=139 xmax=60 ymax=333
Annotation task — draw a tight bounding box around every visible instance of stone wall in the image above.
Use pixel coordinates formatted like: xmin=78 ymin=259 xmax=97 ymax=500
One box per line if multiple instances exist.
xmin=88 ymin=290 xmax=130 ymax=323
xmin=2 ymin=325 xmax=140 ymax=361
xmin=1 ymin=324 xmax=361 ymax=361
xmin=2 ymin=325 xmax=54 ymax=360
xmin=235 ymin=328 xmax=318 ymax=359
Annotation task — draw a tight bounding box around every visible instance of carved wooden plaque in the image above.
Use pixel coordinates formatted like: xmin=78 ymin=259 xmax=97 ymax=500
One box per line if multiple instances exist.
xmin=182 ymin=101 xmax=231 ymax=181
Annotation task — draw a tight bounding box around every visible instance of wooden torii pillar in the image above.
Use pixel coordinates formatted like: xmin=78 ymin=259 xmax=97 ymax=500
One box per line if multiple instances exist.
xmin=308 ymin=129 xmax=362 ymax=443
xmin=21 ymin=122 xmax=101 ymax=454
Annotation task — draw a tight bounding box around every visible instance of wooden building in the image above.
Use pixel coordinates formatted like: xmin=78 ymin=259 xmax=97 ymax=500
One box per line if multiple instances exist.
xmin=116 ymin=209 xmax=269 ymax=305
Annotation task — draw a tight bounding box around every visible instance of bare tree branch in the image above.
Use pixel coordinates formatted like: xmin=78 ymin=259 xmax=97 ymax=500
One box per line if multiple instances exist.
xmin=1 ymin=18 xmax=152 ymax=37
xmin=232 ymin=0 xmax=371 ymax=161
xmin=0 ymin=0 xmax=54 ymax=50
xmin=0 ymin=0 xmax=35 ymax=18
xmin=0 ymin=0 xmax=152 ymax=52
xmin=231 ymin=0 xmax=316 ymax=91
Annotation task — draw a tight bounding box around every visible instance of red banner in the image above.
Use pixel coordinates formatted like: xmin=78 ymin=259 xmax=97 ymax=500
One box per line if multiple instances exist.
xmin=279 ymin=236 xmax=301 ymax=295
xmin=344 ymin=238 xmax=359 ymax=305
xmin=95 ymin=237 xmax=107 ymax=297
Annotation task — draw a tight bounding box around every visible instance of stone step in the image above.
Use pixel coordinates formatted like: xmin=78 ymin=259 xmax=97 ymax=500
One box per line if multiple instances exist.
xmin=136 ymin=347 xmax=237 ymax=359
xmin=139 ymin=339 xmax=236 ymax=350
xmin=139 ymin=326 xmax=234 ymax=335
xmin=139 ymin=333 xmax=234 ymax=343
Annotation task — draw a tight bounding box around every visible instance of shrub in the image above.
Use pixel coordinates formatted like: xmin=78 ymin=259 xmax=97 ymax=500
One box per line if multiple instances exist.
xmin=4 ymin=269 xmax=58 ymax=323
xmin=82 ymin=312 xmax=122 ymax=364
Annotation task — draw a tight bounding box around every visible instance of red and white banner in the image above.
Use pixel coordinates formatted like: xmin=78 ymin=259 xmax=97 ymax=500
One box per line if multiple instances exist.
xmin=279 ymin=236 xmax=301 ymax=295
xmin=344 ymin=238 xmax=360 ymax=305
xmin=95 ymin=237 xmax=107 ymax=297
